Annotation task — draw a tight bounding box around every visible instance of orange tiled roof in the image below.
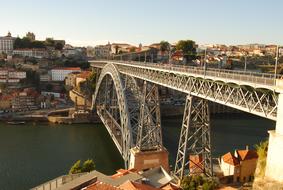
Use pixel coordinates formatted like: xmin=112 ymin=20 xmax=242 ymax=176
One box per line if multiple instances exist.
xmin=236 ymin=150 xmax=258 ymax=161
xmin=85 ymin=181 xmax=122 ymax=190
xmin=119 ymin=180 xmax=160 ymax=190
xmin=222 ymin=152 xmax=240 ymax=166
xmin=161 ymin=183 xmax=180 ymax=190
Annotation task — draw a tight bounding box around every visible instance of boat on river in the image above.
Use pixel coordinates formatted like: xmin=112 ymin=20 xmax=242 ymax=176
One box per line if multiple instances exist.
xmin=6 ymin=121 xmax=26 ymax=125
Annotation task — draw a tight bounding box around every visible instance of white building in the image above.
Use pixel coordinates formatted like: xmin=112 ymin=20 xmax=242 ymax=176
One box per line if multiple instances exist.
xmin=0 ymin=32 xmax=16 ymax=54
xmin=0 ymin=69 xmax=26 ymax=83
xmin=94 ymin=44 xmax=111 ymax=58
xmin=50 ymin=67 xmax=81 ymax=81
xmin=8 ymin=71 xmax=26 ymax=79
xmin=111 ymin=43 xmax=132 ymax=54
xmin=13 ymin=48 xmax=48 ymax=58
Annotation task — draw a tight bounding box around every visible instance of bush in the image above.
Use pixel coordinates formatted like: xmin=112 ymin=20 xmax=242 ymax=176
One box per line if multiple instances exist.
xmin=181 ymin=175 xmax=218 ymax=190
xmin=69 ymin=159 xmax=95 ymax=174
xmin=254 ymin=140 xmax=268 ymax=178
xmin=69 ymin=160 xmax=82 ymax=174
xmin=82 ymin=159 xmax=95 ymax=172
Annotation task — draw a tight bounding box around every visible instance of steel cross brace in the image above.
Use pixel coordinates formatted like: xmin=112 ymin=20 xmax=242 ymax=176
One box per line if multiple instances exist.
xmin=174 ymin=95 xmax=212 ymax=182
xmin=137 ymin=81 xmax=163 ymax=151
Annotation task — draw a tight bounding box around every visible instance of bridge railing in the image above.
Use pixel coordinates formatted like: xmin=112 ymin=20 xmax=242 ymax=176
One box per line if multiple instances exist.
xmin=107 ymin=60 xmax=281 ymax=87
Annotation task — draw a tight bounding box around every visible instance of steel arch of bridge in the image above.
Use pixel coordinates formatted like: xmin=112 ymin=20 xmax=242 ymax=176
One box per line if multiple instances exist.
xmin=92 ymin=63 xmax=163 ymax=168
xmin=92 ymin=63 xmax=133 ymax=167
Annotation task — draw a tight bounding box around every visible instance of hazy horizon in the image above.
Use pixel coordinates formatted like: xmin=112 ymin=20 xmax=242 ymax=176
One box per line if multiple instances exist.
xmin=1 ymin=0 xmax=282 ymax=47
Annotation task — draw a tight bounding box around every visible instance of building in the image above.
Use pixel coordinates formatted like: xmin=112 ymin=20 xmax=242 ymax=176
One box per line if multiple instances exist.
xmin=65 ymin=71 xmax=91 ymax=88
xmin=50 ymin=67 xmax=81 ymax=81
xmin=0 ymin=32 xmax=16 ymax=54
xmin=0 ymin=68 xmax=26 ymax=83
xmin=111 ymin=43 xmax=133 ymax=54
xmin=94 ymin=43 xmax=111 ymax=58
xmin=40 ymin=74 xmax=51 ymax=82
xmin=65 ymin=73 xmax=77 ymax=87
xmin=11 ymin=89 xmax=39 ymax=111
xmin=0 ymin=95 xmax=12 ymax=111
xmin=13 ymin=48 xmax=48 ymax=58
xmin=220 ymin=148 xmax=258 ymax=183
xmin=32 ymin=167 xmax=178 ymax=190
xmin=26 ymin=32 xmax=35 ymax=41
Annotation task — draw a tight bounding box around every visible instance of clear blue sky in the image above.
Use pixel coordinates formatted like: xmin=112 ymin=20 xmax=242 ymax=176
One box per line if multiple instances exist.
xmin=0 ymin=0 xmax=282 ymax=46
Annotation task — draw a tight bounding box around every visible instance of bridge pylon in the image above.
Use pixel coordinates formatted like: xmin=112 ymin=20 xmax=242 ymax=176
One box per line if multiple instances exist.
xmin=129 ymin=81 xmax=169 ymax=172
xmin=174 ymin=95 xmax=212 ymax=183
xmin=265 ymin=93 xmax=283 ymax=184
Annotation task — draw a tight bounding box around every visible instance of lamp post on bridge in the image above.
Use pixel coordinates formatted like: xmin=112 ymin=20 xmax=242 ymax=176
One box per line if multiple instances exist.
xmin=244 ymin=51 xmax=248 ymax=72
xmin=274 ymin=45 xmax=279 ymax=80
xmin=204 ymin=48 xmax=207 ymax=77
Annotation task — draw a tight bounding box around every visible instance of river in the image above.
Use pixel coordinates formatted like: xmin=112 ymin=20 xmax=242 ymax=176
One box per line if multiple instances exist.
xmin=0 ymin=114 xmax=275 ymax=190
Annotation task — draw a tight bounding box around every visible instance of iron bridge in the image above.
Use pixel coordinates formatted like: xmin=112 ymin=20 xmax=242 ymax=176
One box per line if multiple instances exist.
xmin=90 ymin=60 xmax=281 ymax=181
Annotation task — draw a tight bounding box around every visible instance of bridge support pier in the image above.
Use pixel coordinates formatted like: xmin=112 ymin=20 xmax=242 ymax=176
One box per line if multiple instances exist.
xmin=129 ymin=147 xmax=169 ymax=172
xmin=129 ymin=81 xmax=169 ymax=171
xmin=174 ymin=95 xmax=212 ymax=182
xmin=265 ymin=93 xmax=283 ymax=184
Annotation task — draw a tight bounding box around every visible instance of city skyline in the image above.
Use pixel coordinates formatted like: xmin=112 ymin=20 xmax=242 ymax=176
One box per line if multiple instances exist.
xmin=1 ymin=0 xmax=283 ymax=46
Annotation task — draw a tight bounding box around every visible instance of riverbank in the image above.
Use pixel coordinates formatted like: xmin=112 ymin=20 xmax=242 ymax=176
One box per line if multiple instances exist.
xmin=0 ymin=107 xmax=101 ymax=124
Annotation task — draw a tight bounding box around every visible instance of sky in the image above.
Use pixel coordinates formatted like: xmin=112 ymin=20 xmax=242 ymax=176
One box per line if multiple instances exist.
xmin=0 ymin=0 xmax=282 ymax=46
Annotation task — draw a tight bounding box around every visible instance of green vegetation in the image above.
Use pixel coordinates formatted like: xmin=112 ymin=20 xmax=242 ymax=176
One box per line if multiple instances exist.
xmin=254 ymin=140 xmax=269 ymax=178
xmin=53 ymin=58 xmax=90 ymax=69
xmin=176 ymin=40 xmax=197 ymax=63
xmin=14 ymin=37 xmax=64 ymax=50
xmin=25 ymin=70 xmax=40 ymax=89
xmin=14 ymin=37 xmax=45 ymax=49
xmin=78 ymin=71 xmax=96 ymax=97
xmin=69 ymin=159 xmax=95 ymax=174
xmin=87 ymin=71 xmax=96 ymax=93
xmin=181 ymin=175 xmax=218 ymax=190
xmin=160 ymin=40 xmax=170 ymax=52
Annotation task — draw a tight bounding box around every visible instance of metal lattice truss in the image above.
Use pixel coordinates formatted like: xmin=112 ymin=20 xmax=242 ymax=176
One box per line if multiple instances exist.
xmin=92 ymin=63 xmax=132 ymax=167
xmin=174 ymin=96 xmax=212 ymax=181
xmin=92 ymin=63 xmax=163 ymax=167
xmin=137 ymin=81 xmax=163 ymax=151
xmin=115 ymin=65 xmax=278 ymax=120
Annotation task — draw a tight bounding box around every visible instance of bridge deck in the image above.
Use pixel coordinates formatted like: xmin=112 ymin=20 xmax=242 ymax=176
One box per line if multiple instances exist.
xmin=91 ymin=60 xmax=280 ymax=120
xmin=91 ymin=60 xmax=282 ymax=92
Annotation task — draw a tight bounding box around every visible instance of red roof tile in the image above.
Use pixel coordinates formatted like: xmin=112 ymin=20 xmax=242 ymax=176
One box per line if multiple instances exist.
xmin=222 ymin=152 xmax=240 ymax=166
xmin=119 ymin=180 xmax=160 ymax=190
xmin=236 ymin=150 xmax=258 ymax=161
xmin=85 ymin=181 xmax=122 ymax=190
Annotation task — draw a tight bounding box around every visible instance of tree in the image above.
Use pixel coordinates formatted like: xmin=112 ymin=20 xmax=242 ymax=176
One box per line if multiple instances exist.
xmin=176 ymin=40 xmax=197 ymax=63
xmin=87 ymin=71 xmax=96 ymax=94
xmin=82 ymin=159 xmax=95 ymax=172
xmin=31 ymin=40 xmax=45 ymax=48
xmin=129 ymin=47 xmax=136 ymax=52
xmin=45 ymin=38 xmax=55 ymax=46
xmin=14 ymin=37 xmax=46 ymax=49
xmin=69 ymin=160 xmax=82 ymax=174
xmin=55 ymin=42 xmax=64 ymax=50
xmin=160 ymin=41 xmax=170 ymax=52
xmin=69 ymin=159 xmax=95 ymax=174
xmin=46 ymin=83 xmax=53 ymax=91
xmin=181 ymin=175 xmax=218 ymax=190
xmin=254 ymin=140 xmax=269 ymax=178
xmin=0 ymin=83 xmax=7 ymax=91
